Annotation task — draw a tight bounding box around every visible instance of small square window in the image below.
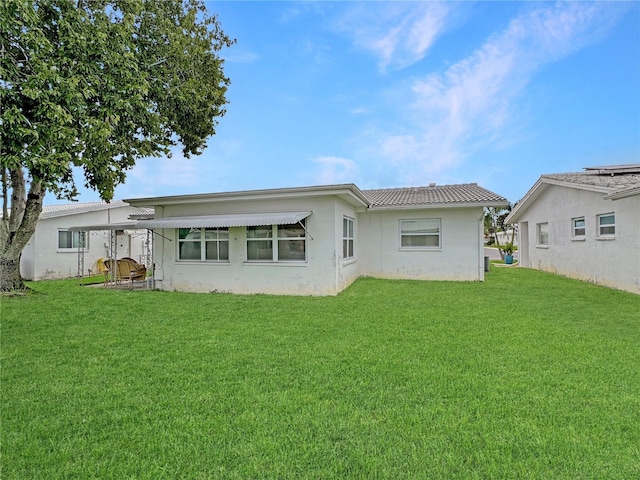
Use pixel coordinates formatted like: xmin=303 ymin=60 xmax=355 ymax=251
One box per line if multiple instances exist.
xmin=58 ymin=230 xmax=88 ymax=250
xmin=597 ymin=213 xmax=615 ymax=237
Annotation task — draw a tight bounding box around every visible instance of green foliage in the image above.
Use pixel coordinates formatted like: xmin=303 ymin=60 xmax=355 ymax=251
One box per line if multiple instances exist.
xmin=0 ymin=0 xmax=234 ymax=200
xmin=3 ymin=271 xmax=639 ymax=478
xmin=0 ymin=0 xmax=234 ymax=291
xmin=502 ymin=242 xmax=516 ymax=255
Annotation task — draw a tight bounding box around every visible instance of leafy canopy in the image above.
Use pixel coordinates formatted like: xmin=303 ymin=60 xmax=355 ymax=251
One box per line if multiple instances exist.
xmin=1 ymin=0 xmax=234 ymax=201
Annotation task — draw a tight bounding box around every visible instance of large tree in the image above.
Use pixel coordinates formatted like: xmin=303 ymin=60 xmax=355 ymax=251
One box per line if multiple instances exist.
xmin=0 ymin=0 xmax=234 ymax=291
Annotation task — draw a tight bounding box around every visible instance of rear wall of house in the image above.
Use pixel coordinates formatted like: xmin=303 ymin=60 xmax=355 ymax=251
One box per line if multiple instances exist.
xmin=357 ymin=207 xmax=485 ymax=282
xmin=151 ymin=195 xmax=361 ymax=295
xmin=518 ymin=185 xmax=640 ymax=294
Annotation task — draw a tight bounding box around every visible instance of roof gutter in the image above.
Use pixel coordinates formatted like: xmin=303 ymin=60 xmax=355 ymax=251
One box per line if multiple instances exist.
xmin=603 ymin=184 xmax=640 ymax=200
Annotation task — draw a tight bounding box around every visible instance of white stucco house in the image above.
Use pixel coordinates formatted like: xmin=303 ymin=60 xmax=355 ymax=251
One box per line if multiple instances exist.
xmin=505 ymin=164 xmax=640 ymax=294
xmin=125 ymin=183 xmax=509 ymax=295
xmin=20 ymin=201 xmax=150 ymax=281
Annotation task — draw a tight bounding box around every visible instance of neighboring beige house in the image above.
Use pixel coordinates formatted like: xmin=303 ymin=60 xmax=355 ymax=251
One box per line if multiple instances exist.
xmin=20 ymin=201 xmax=149 ymax=280
xmin=505 ymin=164 xmax=640 ymax=294
xmin=126 ymin=183 xmax=509 ymax=295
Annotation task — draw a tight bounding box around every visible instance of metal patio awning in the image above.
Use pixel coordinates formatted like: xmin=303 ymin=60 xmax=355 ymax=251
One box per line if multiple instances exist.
xmin=68 ymin=222 xmax=139 ymax=231
xmin=135 ymin=211 xmax=312 ymax=229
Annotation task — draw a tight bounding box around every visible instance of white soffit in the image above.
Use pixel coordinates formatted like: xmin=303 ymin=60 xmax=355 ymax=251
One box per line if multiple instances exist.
xmin=136 ymin=211 xmax=312 ymax=229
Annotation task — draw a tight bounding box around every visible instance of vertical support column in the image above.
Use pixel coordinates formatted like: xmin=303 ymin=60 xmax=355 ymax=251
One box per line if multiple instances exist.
xmin=145 ymin=229 xmax=153 ymax=289
xmin=107 ymin=229 xmax=118 ymax=284
xmin=77 ymin=231 xmax=86 ymax=278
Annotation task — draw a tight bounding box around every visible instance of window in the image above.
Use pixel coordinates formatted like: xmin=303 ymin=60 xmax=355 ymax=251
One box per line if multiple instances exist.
xmin=597 ymin=213 xmax=615 ymax=237
xmin=343 ymin=217 xmax=354 ymax=259
xmin=399 ymin=219 xmax=441 ymax=249
xmin=277 ymin=223 xmax=306 ymax=261
xmin=247 ymin=221 xmax=306 ymax=262
xmin=178 ymin=228 xmax=229 ymax=261
xmin=536 ymin=222 xmax=549 ymax=246
xmin=572 ymin=217 xmax=585 ymax=239
xmin=246 ymin=225 xmax=273 ymax=261
xmin=58 ymin=230 xmax=88 ymax=250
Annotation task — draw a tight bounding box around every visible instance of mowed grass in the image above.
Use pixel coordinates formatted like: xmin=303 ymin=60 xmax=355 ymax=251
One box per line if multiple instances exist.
xmin=2 ymin=268 xmax=639 ymax=479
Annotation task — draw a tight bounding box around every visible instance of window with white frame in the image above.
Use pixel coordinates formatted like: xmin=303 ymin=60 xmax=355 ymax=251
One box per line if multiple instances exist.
xmin=178 ymin=228 xmax=229 ymax=261
xmin=597 ymin=213 xmax=615 ymax=237
xmin=399 ymin=219 xmax=441 ymax=249
xmin=58 ymin=230 xmax=88 ymax=250
xmin=343 ymin=217 xmax=354 ymax=259
xmin=247 ymin=221 xmax=306 ymax=262
xmin=572 ymin=217 xmax=586 ymax=239
xmin=536 ymin=222 xmax=549 ymax=246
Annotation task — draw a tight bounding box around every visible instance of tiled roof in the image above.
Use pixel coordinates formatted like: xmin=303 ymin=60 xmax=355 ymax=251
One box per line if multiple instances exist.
xmin=40 ymin=200 xmax=130 ymax=219
xmin=541 ymin=172 xmax=640 ymax=191
xmin=128 ymin=208 xmax=155 ymax=219
xmin=362 ymin=183 xmax=508 ymax=208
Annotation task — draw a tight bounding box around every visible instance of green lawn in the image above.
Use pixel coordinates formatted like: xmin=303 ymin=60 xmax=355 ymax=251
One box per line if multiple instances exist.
xmin=2 ymin=268 xmax=639 ymax=479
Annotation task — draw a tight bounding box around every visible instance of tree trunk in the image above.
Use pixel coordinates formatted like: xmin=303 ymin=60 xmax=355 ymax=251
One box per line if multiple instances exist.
xmin=0 ymin=170 xmax=45 ymax=292
xmin=0 ymin=256 xmax=26 ymax=291
xmin=492 ymin=229 xmax=505 ymax=261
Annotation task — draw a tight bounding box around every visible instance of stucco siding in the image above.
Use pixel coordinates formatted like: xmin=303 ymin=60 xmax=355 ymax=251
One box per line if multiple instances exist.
xmin=357 ymin=207 xmax=485 ymax=281
xmin=20 ymin=238 xmax=36 ymax=280
xmin=517 ymin=185 xmax=640 ymax=294
xmin=152 ymin=196 xmax=359 ymax=295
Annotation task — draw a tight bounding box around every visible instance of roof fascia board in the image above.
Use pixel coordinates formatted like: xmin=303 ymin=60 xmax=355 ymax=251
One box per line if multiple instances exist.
xmin=68 ymin=222 xmax=139 ymax=231
xmin=541 ymin=177 xmax=614 ymax=194
xmin=505 ymin=178 xmax=547 ymax=224
xmin=125 ymin=184 xmax=370 ymax=208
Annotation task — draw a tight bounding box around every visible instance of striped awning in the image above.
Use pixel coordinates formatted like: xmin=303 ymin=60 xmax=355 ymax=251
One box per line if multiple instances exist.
xmin=136 ymin=211 xmax=312 ymax=229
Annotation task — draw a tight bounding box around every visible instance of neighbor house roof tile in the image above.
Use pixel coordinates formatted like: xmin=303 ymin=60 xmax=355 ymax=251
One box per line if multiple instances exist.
xmin=541 ymin=172 xmax=640 ymax=191
xmin=40 ymin=201 xmax=129 ymax=219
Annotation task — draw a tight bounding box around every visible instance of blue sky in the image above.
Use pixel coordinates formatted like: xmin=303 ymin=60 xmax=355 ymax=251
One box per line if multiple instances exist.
xmin=61 ymin=1 xmax=639 ymax=206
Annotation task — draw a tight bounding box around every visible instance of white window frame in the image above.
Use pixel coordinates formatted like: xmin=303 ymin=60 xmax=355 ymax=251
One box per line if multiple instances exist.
xmin=342 ymin=216 xmax=355 ymax=260
xmin=399 ymin=218 xmax=441 ymax=250
xmin=536 ymin=222 xmax=549 ymax=247
xmin=571 ymin=217 xmax=586 ymax=240
xmin=177 ymin=228 xmax=229 ymax=262
xmin=246 ymin=222 xmax=306 ymax=263
xmin=596 ymin=213 xmax=615 ymax=238
xmin=58 ymin=229 xmax=89 ymax=251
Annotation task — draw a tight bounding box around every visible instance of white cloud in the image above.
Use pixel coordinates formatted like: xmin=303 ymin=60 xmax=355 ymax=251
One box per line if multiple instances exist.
xmin=333 ymin=2 xmax=451 ymax=72
xmin=223 ymin=49 xmax=259 ymax=64
xmin=373 ymin=2 xmax=625 ymax=182
xmin=311 ymin=156 xmax=357 ymax=185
